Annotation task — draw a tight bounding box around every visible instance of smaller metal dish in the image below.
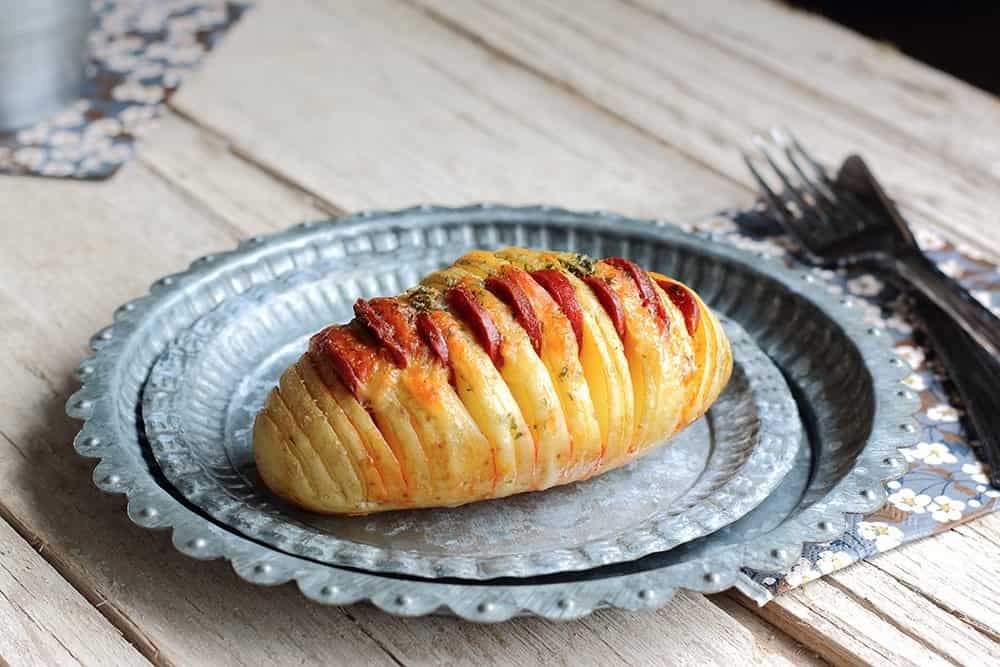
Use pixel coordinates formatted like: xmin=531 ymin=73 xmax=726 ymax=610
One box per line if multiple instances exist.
xmin=143 ymin=258 xmax=800 ymax=579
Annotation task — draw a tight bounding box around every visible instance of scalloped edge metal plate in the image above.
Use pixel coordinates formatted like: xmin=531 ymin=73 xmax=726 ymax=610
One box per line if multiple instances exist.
xmin=142 ymin=265 xmax=800 ymax=579
xmin=67 ymin=205 xmax=919 ymax=621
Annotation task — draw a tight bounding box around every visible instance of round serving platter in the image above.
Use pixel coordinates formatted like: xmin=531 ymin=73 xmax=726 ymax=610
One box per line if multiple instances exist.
xmin=68 ymin=205 xmax=919 ymax=620
xmin=141 ymin=253 xmax=800 ymax=578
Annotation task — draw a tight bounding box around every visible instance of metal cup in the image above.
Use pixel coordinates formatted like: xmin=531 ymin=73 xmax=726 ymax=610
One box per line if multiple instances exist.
xmin=0 ymin=0 xmax=92 ymax=131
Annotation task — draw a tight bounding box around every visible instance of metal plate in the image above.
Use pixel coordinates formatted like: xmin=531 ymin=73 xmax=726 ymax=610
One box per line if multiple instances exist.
xmin=68 ymin=205 xmax=920 ymax=620
xmin=142 ymin=255 xmax=799 ymax=578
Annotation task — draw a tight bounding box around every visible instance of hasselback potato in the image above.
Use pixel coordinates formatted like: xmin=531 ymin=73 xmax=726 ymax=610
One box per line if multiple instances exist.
xmin=253 ymin=247 xmax=732 ymax=514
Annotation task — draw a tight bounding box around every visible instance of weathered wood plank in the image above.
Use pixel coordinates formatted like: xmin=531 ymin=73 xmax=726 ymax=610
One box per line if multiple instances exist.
xmin=0 ymin=514 xmax=148 ymax=666
xmin=345 ymin=592 xmax=825 ymax=667
xmin=633 ymin=0 xmax=1000 ymax=189
xmin=863 ymin=514 xmax=1000 ymax=644
xmin=739 ymin=553 xmax=1000 ymax=667
xmin=743 ymin=578 xmax=947 ymax=667
xmin=827 ymin=558 xmax=999 ymax=664
xmin=138 ymin=110 xmax=341 ymax=226
xmin=723 ymin=516 xmax=1000 ymax=666
xmin=168 ymin=0 xmax=746 ymax=223
xmin=710 ymin=595 xmax=827 ymax=666
xmin=413 ymin=0 xmax=1000 ymax=258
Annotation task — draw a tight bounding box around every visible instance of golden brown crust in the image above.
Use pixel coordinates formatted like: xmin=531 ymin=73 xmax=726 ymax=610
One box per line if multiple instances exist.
xmin=253 ymin=248 xmax=733 ymax=514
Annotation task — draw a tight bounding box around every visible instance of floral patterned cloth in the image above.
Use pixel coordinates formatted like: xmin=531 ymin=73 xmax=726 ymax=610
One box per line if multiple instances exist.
xmin=0 ymin=0 xmax=247 ymax=180
xmin=686 ymin=208 xmax=1000 ymax=598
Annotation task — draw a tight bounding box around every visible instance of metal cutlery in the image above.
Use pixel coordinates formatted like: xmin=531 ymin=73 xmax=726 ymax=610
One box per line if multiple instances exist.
xmin=744 ymin=130 xmax=1000 ymax=486
xmin=745 ymin=131 xmax=1000 ymax=358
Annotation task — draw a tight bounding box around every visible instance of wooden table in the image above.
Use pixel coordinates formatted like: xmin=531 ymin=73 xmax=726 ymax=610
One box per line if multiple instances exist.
xmin=3 ymin=1 xmax=999 ymax=664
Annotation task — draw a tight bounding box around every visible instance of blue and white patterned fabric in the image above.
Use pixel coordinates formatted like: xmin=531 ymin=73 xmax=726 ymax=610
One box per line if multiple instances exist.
xmin=0 ymin=0 xmax=248 ymax=179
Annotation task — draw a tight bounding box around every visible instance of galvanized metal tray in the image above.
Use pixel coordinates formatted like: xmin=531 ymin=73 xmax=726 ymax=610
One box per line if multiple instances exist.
xmin=67 ymin=205 xmax=919 ymax=620
xmin=141 ymin=256 xmax=799 ymax=579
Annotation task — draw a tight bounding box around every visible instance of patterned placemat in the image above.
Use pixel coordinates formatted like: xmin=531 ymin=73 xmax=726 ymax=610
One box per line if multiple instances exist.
xmin=0 ymin=0 xmax=248 ymax=180
xmin=684 ymin=209 xmax=1000 ymax=599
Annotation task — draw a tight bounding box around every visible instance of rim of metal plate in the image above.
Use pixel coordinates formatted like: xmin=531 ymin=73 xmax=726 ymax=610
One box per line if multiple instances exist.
xmin=67 ymin=204 xmax=920 ymax=621
xmin=141 ymin=258 xmax=800 ymax=579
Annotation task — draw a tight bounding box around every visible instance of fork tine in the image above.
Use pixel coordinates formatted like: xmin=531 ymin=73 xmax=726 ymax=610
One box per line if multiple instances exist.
xmin=752 ymin=136 xmax=835 ymax=238
xmin=742 ymin=149 xmax=823 ymax=261
xmin=773 ymin=129 xmax=837 ymax=206
xmin=742 ymin=151 xmax=791 ymax=219
xmin=775 ymin=132 xmax=857 ymax=233
xmin=780 ymin=129 xmax=896 ymax=243
xmin=784 ymin=145 xmax=839 ymax=213
xmin=779 ymin=129 xmax=879 ymax=235
xmin=785 ymin=130 xmax=833 ymax=185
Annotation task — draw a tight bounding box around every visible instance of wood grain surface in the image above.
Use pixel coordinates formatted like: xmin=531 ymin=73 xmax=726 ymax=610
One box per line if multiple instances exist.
xmin=0 ymin=518 xmax=146 ymax=666
xmin=2 ymin=0 xmax=998 ymax=664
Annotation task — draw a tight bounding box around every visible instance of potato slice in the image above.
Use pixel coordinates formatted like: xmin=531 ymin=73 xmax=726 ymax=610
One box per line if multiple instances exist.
xmin=359 ymin=369 xmax=434 ymax=505
xmin=298 ymin=357 xmax=391 ymax=503
xmin=567 ymin=273 xmax=634 ymax=467
xmin=279 ymin=363 xmax=366 ymax=507
xmin=650 ymin=273 xmax=715 ymax=425
xmin=252 ymin=412 xmax=314 ymax=508
xmin=261 ymin=389 xmax=345 ymax=509
xmin=427 ymin=309 xmax=532 ymax=494
xmin=397 ymin=364 xmax=495 ymax=505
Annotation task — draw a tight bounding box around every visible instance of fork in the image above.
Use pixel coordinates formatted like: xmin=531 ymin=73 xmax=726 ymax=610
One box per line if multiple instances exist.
xmin=744 ymin=130 xmax=1000 ymax=486
xmin=745 ymin=131 xmax=1000 ymax=358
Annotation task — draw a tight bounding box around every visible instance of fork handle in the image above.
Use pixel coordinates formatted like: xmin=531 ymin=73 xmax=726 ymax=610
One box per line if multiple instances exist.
xmin=915 ymin=296 xmax=1000 ymax=487
xmin=894 ymin=252 xmax=1000 ymax=359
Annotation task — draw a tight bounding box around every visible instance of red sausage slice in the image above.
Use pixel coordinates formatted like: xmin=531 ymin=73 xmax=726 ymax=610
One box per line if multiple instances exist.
xmin=582 ymin=276 xmax=626 ymax=340
xmin=446 ymin=285 xmax=504 ymax=368
xmin=529 ymin=269 xmax=584 ymax=350
xmin=656 ymin=279 xmax=701 ymax=336
xmin=308 ymin=325 xmax=375 ymax=397
xmin=353 ymin=298 xmax=408 ymax=368
xmin=485 ymin=270 xmax=543 ymax=354
xmin=415 ymin=311 xmax=450 ymax=367
xmin=605 ymin=257 xmax=669 ymax=334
